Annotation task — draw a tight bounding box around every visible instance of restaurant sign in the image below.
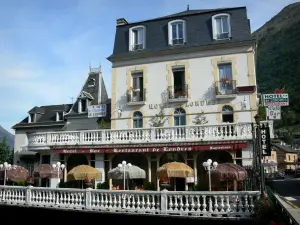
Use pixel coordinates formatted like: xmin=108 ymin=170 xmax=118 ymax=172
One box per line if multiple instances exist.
xmin=52 ymin=143 xmax=247 ymax=154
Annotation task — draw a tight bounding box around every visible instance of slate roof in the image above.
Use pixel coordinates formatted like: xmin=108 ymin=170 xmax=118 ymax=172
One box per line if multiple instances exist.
xmin=12 ymin=104 xmax=72 ymax=129
xmin=65 ymin=69 xmax=109 ymax=117
xmin=272 ymin=143 xmax=299 ymax=154
xmin=108 ymin=6 xmax=254 ymax=61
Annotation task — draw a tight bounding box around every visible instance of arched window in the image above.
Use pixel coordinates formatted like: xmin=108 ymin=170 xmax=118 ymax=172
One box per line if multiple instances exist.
xmin=133 ymin=111 xmax=143 ymax=128
xmin=168 ymin=19 xmax=186 ymax=45
xmin=174 ymin=108 xmax=186 ymax=126
xmin=221 ymin=105 xmax=234 ymax=123
xmin=212 ymin=13 xmax=231 ymax=40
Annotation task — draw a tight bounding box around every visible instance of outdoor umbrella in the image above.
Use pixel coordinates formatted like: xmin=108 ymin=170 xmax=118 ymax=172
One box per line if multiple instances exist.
xmin=33 ymin=164 xmax=63 ymax=179
xmin=108 ymin=165 xmax=146 ymax=179
xmin=67 ymin=165 xmax=102 ymax=181
xmin=0 ymin=165 xmax=29 ymax=182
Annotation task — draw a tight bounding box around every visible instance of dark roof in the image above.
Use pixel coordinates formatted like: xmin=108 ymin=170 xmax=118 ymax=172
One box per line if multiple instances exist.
xmin=108 ymin=6 xmax=254 ymax=61
xmin=12 ymin=104 xmax=72 ymax=129
xmin=65 ymin=68 xmax=109 ymax=117
xmin=272 ymin=143 xmax=298 ymax=153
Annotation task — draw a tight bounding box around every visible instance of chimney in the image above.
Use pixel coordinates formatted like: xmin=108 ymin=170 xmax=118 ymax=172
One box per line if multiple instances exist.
xmin=117 ymin=18 xmax=128 ymax=26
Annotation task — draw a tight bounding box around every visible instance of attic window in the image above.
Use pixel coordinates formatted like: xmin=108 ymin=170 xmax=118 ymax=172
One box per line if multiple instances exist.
xmin=29 ymin=113 xmax=35 ymax=123
xmin=80 ymin=99 xmax=87 ymax=113
xmin=56 ymin=112 xmax=64 ymax=121
xmin=212 ymin=13 xmax=231 ymax=40
xmin=88 ymin=78 xmax=95 ymax=87
xmin=129 ymin=25 xmax=146 ymax=51
xmin=168 ymin=20 xmax=186 ymax=45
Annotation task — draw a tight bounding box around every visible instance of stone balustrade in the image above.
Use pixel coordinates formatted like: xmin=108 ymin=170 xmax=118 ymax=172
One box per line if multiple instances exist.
xmin=0 ymin=185 xmax=260 ymax=218
xmin=27 ymin=121 xmax=273 ymax=148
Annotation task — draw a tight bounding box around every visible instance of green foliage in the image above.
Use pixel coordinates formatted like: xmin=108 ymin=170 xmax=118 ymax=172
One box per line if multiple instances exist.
xmin=99 ymin=119 xmax=107 ymax=129
xmin=148 ymin=105 xmax=168 ymax=127
xmin=0 ymin=137 xmax=11 ymax=164
xmin=282 ymin=134 xmax=294 ymax=145
xmin=256 ymin=17 xmax=300 ymax=128
xmin=258 ymin=106 xmax=266 ymax=121
xmin=144 ymin=182 xmax=155 ymax=190
xmin=16 ymin=180 xmax=25 ymax=186
xmin=97 ymin=181 xmax=109 ymax=189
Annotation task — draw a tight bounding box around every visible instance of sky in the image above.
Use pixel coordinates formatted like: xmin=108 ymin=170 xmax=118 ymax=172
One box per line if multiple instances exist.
xmin=0 ymin=0 xmax=298 ymax=134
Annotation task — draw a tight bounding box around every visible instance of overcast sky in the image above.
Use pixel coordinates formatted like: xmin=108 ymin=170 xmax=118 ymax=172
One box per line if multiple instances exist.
xmin=0 ymin=0 xmax=298 ymax=133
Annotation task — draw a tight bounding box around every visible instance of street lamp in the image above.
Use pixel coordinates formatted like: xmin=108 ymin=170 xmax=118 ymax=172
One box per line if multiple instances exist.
xmin=0 ymin=162 xmax=12 ymax=186
xmin=52 ymin=162 xmax=65 ymax=185
xmin=202 ymin=159 xmax=218 ymax=191
xmin=118 ymin=161 xmax=132 ymax=190
xmin=254 ymin=113 xmax=265 ymax=197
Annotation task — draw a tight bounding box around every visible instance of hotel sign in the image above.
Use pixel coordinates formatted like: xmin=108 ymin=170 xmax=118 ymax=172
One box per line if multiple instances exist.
xmin=262 ymin=94 xmax=289 ymax=106
xmin=260 ymin=125 xmax=271 ymax=156
xmin=52 ymin=143 xmax=247 ymax=154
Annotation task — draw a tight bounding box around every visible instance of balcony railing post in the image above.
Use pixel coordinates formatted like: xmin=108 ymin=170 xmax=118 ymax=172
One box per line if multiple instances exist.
xmin=85 ymin=188 xmax=92 ymax=210
xmin=46 ymin=133 xmax=51 ymax=145
xmin=25 ymin=186 xmax=32 ymax=205
xmin=160 ymin=190 xmax=168 ymax=214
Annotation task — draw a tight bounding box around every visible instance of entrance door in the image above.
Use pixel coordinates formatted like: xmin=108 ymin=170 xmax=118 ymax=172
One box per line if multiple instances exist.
xmin=67 ymin=154 xmax=88 ymax=172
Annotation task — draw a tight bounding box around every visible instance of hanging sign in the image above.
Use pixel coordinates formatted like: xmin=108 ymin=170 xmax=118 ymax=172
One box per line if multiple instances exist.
xmin=266 ymin=106 xmax=281 ymax=120
xmin=260 ymin=124 xmax=271 ymax=156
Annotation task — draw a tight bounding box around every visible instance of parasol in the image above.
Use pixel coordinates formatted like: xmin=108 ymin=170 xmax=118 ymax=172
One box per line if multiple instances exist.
xmin=67 ymin=165 xmax=102 ymax=181
xmin=108 ymin=165 xmax=146 ymax=179
xmin=33 ymin=164 xmax=63 ymax=179
xmin=156 ymin=161 xmax=194 ymax=178
xmin=0 ymin=165 xmax=29 ymax=182
xmin=211 ymin=163 xmax=248 ymax=182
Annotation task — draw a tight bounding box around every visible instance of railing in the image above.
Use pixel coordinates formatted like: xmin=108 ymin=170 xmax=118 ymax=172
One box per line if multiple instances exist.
xmin=127 ymin=88 xmax=146 ymax=103
xmin=168 ymin=84 xmax=188 ymax=100
xmin=26 ymin=122 xmax=274 ymax=147
xmin=215 ymin=80 xmax=237 ymax=96
xmin=0 ymin=186 xmax=260 ymax=218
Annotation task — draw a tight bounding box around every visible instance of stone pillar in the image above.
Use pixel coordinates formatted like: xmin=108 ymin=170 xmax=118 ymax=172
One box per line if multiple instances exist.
xmin=193 ymin=153 xmax=198 ymax=185
xmin=184 ymin=153 xmax=188 ymax=191
xmin=156 ymin=154 xmax=160 ymax=191
xmin=109 ymin=156 xmax=113 ymax=190
xmin=95 ymin=154 xmax=105 ymax=188
xmin=147 ymin=154 xmax=151 ymax=183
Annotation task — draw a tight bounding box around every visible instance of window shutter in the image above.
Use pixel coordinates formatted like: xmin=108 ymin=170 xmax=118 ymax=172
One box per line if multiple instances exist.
xmin=128 ymin=28 xmax=132 ymax=51
xmin=168 ymin=22 xmax=173 ymax=45
xmin=182 ymin=20 xmax=187 ymax=43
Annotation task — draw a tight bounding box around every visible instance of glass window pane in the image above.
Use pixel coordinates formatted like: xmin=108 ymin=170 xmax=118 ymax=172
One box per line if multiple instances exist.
xmin=216 ymin=18 xmax=222 ymax=34
xmin=174 ymin=116 xmax=179 ymax=126
xmin=172 ymin=24 xmax=177 ymax=39
xmin=221 ymin=17 xmax=229 ymax=33
xmin=137 ymin=28 xmax=143 ymax=44
xmin=178 ymin=23 xmax=183 ymax=39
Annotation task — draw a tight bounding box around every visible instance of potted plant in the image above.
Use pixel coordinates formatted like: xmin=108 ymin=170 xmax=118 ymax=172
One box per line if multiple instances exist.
xmin=84 ymin=178 xmax=93 ymax=188
xmin=26 ymin=176 xmax=34 ymax=186
xmin=159 ymin=178 xmax=170 ymax=190
xmin=220 ymin=77 xmax=232 ymax=85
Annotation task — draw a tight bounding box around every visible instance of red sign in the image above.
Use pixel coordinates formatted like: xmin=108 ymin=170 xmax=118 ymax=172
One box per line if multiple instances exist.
xmin=52 ymin=143 xmax=247 ymax=154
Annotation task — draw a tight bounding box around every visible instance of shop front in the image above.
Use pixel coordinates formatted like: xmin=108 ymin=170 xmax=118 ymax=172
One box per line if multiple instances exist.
xmin=52 ymin=141 xmax=248 ymax=190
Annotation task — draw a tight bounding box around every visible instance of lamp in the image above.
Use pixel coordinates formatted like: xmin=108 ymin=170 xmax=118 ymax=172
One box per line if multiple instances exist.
xmin=52 ymin=162 xmax=65 ymax=187
xmin=254 ymin=113 xmax=260 ymax=125
xmin=0 ymin=162 xmax=12 ymax=186
xmin=118 ymin=161 xmax=132 ymax=190
xmin=117 ymin=108 xmax=122 ymax=118
xmin=202 ymin=159 xmax=218 ymax=191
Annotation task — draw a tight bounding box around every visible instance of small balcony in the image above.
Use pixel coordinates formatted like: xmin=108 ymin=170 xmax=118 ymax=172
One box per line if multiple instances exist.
xmin=215 ymin=80 xmax=237 ymax=99
xmin=168 ymin=84 xmax=188 ymax=103
xmin=127 ymin=88 xmax=146 ymax=106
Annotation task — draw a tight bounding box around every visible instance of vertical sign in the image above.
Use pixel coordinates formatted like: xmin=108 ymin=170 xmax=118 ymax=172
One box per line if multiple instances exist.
xmin=260 ymin=124 xmax=271 ymax=156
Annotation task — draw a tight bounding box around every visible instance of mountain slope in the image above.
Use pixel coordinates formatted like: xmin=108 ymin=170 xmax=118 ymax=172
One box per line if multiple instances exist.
xmin=253 ymin=2 xmax=300 ymax=128
xmin=0 ymin=126 xmax=14 ymax=149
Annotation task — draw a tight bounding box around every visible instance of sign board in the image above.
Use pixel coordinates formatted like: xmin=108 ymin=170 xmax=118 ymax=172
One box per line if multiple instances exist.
xmin=266 ymin=106 xmax=281 ymax=120
xmin=52 ymin=143 xmax=247 ymax=154
xmin=262 ymin=94 xmax=289 ymax=106
xmin=88 ymin=104 xmax=106 ymax=118
xmin=260 ymin=125 xmax=272 ymax=156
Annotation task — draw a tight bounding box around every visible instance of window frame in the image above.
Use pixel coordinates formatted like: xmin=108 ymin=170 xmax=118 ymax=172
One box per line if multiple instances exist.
xmin=133 ymin=111 xmax=143 ymax=128
xmin=168 ymin=19 xmax=187 ymax=45
xmin=129 ymin=25 xmax=146 ymax=51
xmin=174 ymin=108 xmax=186 ymax=126
xmin=212 ymin=13 xmax=231 ymax=40
xmin=221 ymin=105 xmax=234 ymax=123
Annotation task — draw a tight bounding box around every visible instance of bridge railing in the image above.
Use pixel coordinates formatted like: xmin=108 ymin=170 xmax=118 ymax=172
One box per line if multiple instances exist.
xmin=0 ymin=185 xmax=260 ymax=218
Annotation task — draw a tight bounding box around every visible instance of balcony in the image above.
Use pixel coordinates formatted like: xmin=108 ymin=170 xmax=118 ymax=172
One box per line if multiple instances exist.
xmin=168 ymin=84 xmax=188 ymax=103
xmin=127 ymin=88 xmax=146 ymax=106
xmin=215 ymin=80 xmax=237 ymax=99
xmin=26 ymin=121 xmax=274 ymax=148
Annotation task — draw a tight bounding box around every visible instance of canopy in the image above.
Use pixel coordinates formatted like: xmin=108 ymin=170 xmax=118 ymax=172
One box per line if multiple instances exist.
xmin=67 ymin=165 xmax=102 ymax=181
xmin=33 ymin=164 xmax=63 ymax=179
xmin=211 ymin=163 xmax=248 ymax=181
xmin=156 ymin=162 xmax=194 ymax=178
xmin=108 ymin=165 xmax=146 ymax=179
xmin=0 ymin=165 xmax=29 ymax=182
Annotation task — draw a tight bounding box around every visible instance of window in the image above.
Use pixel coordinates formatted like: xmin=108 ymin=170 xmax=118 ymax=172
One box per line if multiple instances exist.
xmin=29 ymin=113 xmax=35 ymax=123
xmin=218 ymin=63 xmax=234 ymax=94
xmin=56 ymin=112 xmax=64 ymax=121
xmin=168 ymin=20 xmax=186 ymax=45
xmin=87 ymin=78 xmax=95 ymax=87
xmin=221 ymin=105 xmax=234 ymax=123
xmin=41 ymin=155 xmax=50 ymax=164
xmin=129 ymin=26 xmax=146 ymax=51
xmin=131 ymin=71 xmax=144 ymax=102
xmin=133 ymin=111 xmax=143 ymax=128
xmin=174 ymin=108 xmax=186 ymax=126
xmin=81 ymin=99 xmax=87 ymax=112
xmin=212 ymin=14 xmax=231 ymax=40
xmin=170 ymin=66 xmax=187 ymax=99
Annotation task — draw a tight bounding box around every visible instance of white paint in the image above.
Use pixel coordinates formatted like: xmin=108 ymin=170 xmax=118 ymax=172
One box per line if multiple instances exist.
xmin=285 ymin=197 xmax=296 ymax=201
xmin=95 ymin=154 xmax=105 ymax=185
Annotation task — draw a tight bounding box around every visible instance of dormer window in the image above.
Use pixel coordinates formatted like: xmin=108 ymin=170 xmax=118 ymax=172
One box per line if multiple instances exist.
xmin=87 ymin=78 xmax=95 ymax=87
xmin=28 ymin=113 xmax=35 ymax=123
xmin=168 ymin=20 xmax=186 ymax=45
xmin=129 ymin=26 xmax=146 ymax=51
xmin=212 ymin=14 xmax=231 ymax=40
xmin=56 ymin=112 xmax=64 ymax=121
xmin=81 ymin=99 xmax=87 ymax=112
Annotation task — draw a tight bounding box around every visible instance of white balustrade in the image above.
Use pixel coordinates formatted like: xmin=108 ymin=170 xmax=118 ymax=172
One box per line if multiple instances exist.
xmin=26 ymin=122 xmax=273 ymax=147
xmin=0 ymin=185 xmax=260 ymax=218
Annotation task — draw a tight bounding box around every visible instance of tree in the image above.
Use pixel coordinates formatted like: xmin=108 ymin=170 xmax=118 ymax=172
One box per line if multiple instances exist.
xmin=192 ymin=111 xmax=208 ymax=125
xmin=99 ymin=118 xmax=107 ymax=129
xmin=0 ymin=137 xmax=11 ymax=164
xmin=148 ymin=105 xmax=168 ymax=127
